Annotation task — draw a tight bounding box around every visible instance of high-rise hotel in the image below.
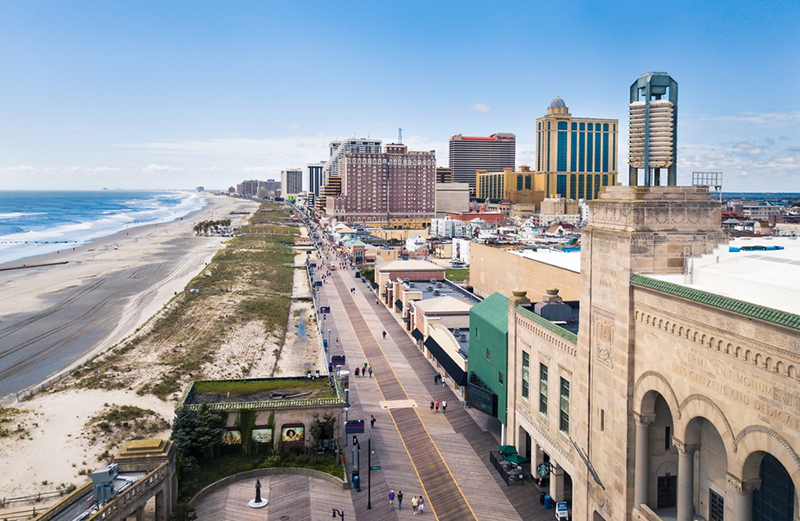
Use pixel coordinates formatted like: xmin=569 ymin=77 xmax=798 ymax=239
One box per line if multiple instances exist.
xmin=326 ymin=143 xmax=436 ymax=228
xmin=449 ymin=133 xmax=515 ymax=194
xmin=535 ymin=97 xmax=618 ymax=200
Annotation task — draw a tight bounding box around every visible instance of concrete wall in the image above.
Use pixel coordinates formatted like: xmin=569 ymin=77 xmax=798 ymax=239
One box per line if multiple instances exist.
xmin=470 ymin=242 xmax=580 ymax=301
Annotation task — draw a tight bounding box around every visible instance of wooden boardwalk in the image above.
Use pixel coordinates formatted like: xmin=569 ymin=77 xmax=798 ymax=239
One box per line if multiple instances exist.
xmin=333 ymin=282 xmax=478 ymax=521
xmin=193 ymin=474 xmax=353 ymax=521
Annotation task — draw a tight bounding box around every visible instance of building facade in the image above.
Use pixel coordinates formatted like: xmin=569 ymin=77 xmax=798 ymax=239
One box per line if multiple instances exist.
xmin=326 ymin=144 xmax=436 ymax=227
xmin=307 ymin=162 xmax=325 ymax=198
xmin=449 ymin=133 xmax=516 ymax=194
xmin=281 ymin=168 xmax=303 ymax=196
xmin=536 ymin=97 xmax=618 ymax=200
xmin=435 ymin=182 xmax=470 ymax=215
xmin=504 ymin=186 xmax=800 ymax=521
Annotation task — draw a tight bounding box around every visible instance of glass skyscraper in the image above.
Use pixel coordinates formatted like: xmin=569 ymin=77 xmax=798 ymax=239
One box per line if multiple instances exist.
xmin=535 ymin=97 xmax=618 ymax=200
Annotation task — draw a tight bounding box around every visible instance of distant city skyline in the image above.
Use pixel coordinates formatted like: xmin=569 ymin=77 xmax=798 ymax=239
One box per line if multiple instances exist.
xmin=0 ymin=1 xmax=798 ymax=192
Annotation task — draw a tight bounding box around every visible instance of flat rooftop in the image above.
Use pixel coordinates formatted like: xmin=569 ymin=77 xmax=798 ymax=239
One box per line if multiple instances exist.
xmin=403 ymin=278 xmax=481 ymax=304
xmin=651 ymin=237 xmax=800 ymax=316
xmin=510 ymin=247 xmax=581 ymax=273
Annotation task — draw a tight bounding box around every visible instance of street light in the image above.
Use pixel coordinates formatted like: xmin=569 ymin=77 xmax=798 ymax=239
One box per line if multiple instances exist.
xmin=331 ymin=508 xmax=344 ymax=519
xmin=327 ymin=328 xmax=332 ymax=346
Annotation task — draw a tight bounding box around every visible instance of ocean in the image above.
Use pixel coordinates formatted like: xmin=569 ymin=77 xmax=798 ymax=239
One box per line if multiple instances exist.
xmin=0 ymin=190 xmax=207 ymax=265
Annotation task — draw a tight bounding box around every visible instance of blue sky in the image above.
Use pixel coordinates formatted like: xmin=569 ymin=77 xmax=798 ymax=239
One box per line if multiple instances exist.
xmin=1 ymin=1 xmax=798 ymax=191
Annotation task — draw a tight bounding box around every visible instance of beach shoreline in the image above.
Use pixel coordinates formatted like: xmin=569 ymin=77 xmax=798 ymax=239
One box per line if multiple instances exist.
xmin=0 ymin=193 xmax=260 ymax=403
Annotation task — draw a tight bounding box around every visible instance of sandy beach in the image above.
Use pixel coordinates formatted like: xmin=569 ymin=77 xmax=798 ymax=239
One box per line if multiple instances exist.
xmin=0 ymin=194 xmax=259 ymax=400
xmin=0 ymin=198 xmax=325 ymax=506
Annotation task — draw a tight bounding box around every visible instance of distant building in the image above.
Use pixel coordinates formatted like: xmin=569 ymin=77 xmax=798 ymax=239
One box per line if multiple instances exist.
xmin=435 ymin=182 xmax=470 ymax=215
xmin=281 ymin=168 xmax=303 ymax=196
xmin=628 ymin=72 xmax=678 ymax=186
xmin=476 ymin=166 xmax=546 ymax=208
xmin=258 ymin=179 xmax=280 ymax=198
xmin=318 ymin=138 xmax=382 ymax=210
xmin=536 ymin=96 xmax=618 ymax=200
xmin=326 ymin=143 xmax=435 ymax=228
xmin=307 ymin=162 xmax=325 ymax=199
xmin=449 ymin=133 xmax=516 ymax=194
xmin=430 ymin=217 xmax=465 ymax=239
xmin=436 ymin=167 xmax=452 ymax=183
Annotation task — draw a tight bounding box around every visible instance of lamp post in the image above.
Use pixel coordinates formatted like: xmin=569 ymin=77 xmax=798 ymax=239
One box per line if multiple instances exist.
xmin=331 ymin=508 xmax=344 ymax=520
xmin=367 ymin=437 xmax=373 ymax=509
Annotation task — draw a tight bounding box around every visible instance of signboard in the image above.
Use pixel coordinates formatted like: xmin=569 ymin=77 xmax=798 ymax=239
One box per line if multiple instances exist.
xmin=345 ymin=420 xmax=365 ymax=434
xmin=319 ymin=306 xmax=330 ymax=313
xmin=537 ymin=463 xmax=550 ymax=477
xmin=281 ymin=426 xmax=305 ymax=443
xmin=555 ymin=502 xmax=569 ymax=520
xmin=331 ymin=355 xmax=346 ymax=366
xmin=252 ymin=428 xmax=273 ymax=444
xmin=222 ymin=430 xmax=242 ymax=445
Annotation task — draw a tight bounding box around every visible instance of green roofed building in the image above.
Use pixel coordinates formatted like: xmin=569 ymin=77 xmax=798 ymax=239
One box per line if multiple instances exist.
xmin=467 ymin=292 xmax=509 ymax=424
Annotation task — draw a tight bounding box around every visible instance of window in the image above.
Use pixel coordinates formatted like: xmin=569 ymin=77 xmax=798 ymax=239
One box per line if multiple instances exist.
xmin=486 ymin=348 xmax=491 ymax=360
xmin=600 ymin=409 xmax=605 ymax=431
xmin=557 ymin=132 xmax=568 ymax=172
xmin=665 ymin=426 xmax=672 ymax=451
xmin=475 ymin=327 xmax=479 ymax=338
xmin=539 ymin=364 xmax=548 ymax=415
xmin=499 ymin=371 xmax=504 ymax=385
xmin=559 ymin=377 xmax=570 ymax=434
xmin=709 ymin=490 xmax=724 ymax=521
xmin=522 ymin=352 xmax=530 ymax=399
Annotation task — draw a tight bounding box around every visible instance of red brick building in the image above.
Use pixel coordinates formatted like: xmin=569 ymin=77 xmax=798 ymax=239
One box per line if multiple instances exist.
xmin=327 ymin=144 xmax=435 ymax=227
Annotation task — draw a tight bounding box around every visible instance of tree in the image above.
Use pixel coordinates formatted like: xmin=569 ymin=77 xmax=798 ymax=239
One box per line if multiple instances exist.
xmin=171 ymin=403 xmax=227 ymax=458
xmin=309 ymin=412 xmax=336 ymax=450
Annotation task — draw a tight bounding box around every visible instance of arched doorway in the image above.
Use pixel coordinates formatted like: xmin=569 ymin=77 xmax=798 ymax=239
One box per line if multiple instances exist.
xmin=635 ymin=390 xmax=677 ymax=511
xmin=683 ymin=415 xmax=728 ymax=521
xmin=752 ymin=453 xmax=795 ymax=521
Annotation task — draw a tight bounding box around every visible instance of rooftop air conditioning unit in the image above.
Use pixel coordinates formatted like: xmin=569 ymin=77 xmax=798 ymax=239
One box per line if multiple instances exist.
xmin=430 ymin=279 xmax=437 ymax=284
xmin=437 ymin=282 xmax=443 ymax=288
xmin=427 ymin=286 xmax=434 ymax=291
xmin=433 ymin=290 xmax=441 ymax=296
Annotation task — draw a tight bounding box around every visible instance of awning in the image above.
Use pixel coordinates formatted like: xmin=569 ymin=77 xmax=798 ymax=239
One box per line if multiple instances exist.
xmin=411 ymin=329 xmax=424 ymax=341
xmin=505 ymin=454 xmax=530 ymax=465
xmin=423 ymin=337 xmax=467 ymax=386
xmin=395 ymin=299 xmax=403 ymax=311
xmin=499 ymin=445 xmax=517 ymax=456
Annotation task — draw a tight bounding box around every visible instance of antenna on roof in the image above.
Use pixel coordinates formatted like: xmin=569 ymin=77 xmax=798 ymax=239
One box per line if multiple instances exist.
xmin=398 ymin=128 xmax=403 ymax=144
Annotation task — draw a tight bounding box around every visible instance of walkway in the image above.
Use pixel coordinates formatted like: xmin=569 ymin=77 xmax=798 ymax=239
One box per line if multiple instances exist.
xmin=193 ymin=473 xmax=352 ymax=521
xmin=310 ymin=230 xmax=551 ymax=520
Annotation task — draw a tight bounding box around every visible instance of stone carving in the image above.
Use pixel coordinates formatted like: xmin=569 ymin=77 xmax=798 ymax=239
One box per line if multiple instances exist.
xmin=672 ymin=438 xmax=701 ymax=455
xmin=593 ymin=314 xmax=614 ymax=369
xmin=732 ymin=425 xmax=800 ymax=470
xmin=679 ymin=394 xmax=735 ymax=445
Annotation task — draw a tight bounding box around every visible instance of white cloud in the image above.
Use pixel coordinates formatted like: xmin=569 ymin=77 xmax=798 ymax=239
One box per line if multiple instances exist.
xmin=287 ymin=123 xmax=300 ymax=129
xmin=694 ymin=112 xmax=800 ymax=129
xmin=470 ymin=103 xmax=491 ymax=113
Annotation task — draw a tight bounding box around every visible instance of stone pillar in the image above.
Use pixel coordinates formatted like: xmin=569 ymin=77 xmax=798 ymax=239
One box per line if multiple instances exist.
xmin=550 ymin=464 xmax=565 ymax=501
xmin=674 ymin=440 xmax=699 ymax=521
xmin=634 ymin=413 xmax=656 ymax=509
xmin=727 ymin=474 xmax=759 ymax=521
xmin=135 ymin=507 xmax=145 ymax=521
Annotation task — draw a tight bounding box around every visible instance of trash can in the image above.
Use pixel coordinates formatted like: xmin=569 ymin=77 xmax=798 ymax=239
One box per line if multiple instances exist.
xmin=352 ymin=470 xmax=360 ymax=492
xmin=544 ymin=495 xmax=553 ymax=509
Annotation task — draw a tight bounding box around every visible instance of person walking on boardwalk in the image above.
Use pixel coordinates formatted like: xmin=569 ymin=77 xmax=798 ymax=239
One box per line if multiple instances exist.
xmin=388 ymin=489 xmax=395 ymax=510
xmin=354 ymin=367 xmax=360 ymax=377
xmin=411 ymin=495 xmax=419 ymax=514
xmin=363 ymin=361 xmax=368 ymax=371
xmin=382 ymin=330 xmax=386 ymax=339
xmin=430 ymin=400 xmax=434 ymax=413
xmin=435 ymin=400 xmax=439 ymax=412
xmin=398 ymin=490 xmax=404 ymax=510
xmin=442 ymin=399 xmax=447 ymax=412
xmin=368 ymin=365 xmax=373 ymax=378
xmin=418 ymin=495 xmax=424 ymax=514
xmin=370 ymin=414 xmax=376 ymax=428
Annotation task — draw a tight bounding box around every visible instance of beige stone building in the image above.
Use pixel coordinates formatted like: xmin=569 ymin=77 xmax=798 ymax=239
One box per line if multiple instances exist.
xmin=505 ymin=186 xmax=800 ymax=521
xmin=469 ymin=242 xmax=581 ymax=301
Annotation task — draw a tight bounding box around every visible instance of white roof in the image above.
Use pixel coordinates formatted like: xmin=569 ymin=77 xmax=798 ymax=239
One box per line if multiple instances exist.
xmin=510 ymin=248 xmax=581 ymax=273
xmin=652 ymin=237 xmax=800 ymax=315
xmin=413 ymin=296 xmax=474 ymax=314
xmin=379 ymin=259 xmax=444 ymax=272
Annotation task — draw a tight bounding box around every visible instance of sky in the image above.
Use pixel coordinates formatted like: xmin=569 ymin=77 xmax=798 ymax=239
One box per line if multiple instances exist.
xmin=1 ymin=0 xmax=798 ymax=192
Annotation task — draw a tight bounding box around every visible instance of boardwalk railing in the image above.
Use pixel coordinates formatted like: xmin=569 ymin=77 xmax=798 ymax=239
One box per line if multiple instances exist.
xmin=489 ymin=451 xmax=525 ymax=487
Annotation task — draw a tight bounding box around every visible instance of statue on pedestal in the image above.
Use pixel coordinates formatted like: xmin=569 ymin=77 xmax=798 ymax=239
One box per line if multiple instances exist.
xmin=255 ymin=479 xmax=262 ymax=503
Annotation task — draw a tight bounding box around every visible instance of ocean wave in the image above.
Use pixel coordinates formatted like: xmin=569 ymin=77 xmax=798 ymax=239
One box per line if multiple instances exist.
xmin=0 ymin=191 xmax=207 ymax=265
xmin=0 ymin=212 xmax=46 ymax=220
